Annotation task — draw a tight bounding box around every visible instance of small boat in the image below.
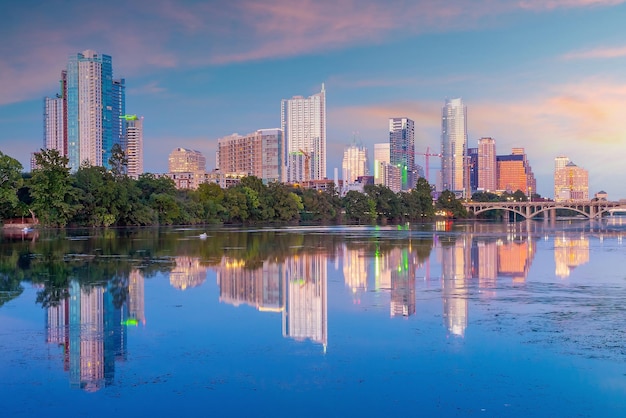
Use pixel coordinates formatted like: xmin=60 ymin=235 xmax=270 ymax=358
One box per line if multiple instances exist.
xmin=199 ymin=233 xmax=208 ymax=240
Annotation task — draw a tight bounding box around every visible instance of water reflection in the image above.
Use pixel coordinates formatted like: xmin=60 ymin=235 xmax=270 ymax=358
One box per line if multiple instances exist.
xmin=1 ymin=224 xmax=624 ymax=392
xmin=46 ymin=279 xmax=132 ymax=392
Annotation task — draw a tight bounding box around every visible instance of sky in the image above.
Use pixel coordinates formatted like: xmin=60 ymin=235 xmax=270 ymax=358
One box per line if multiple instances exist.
xmin=2 ymin=0 xmax=626 ymax=198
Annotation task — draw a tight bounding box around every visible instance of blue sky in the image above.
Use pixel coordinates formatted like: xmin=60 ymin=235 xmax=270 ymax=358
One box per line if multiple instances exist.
xmin=2 ymin=0 xmax=626 ymax=198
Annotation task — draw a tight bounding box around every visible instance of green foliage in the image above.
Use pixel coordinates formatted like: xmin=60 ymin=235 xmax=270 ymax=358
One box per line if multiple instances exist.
xmin=364 ymin=184 xmax=402 ymax=222
xmin=0 ymin=151 xmax=24 ymax=220
xmin=30 ymin=149 xmax=79 ymax=227
xmin=436 ymin=190 xmax=468 ymax=218
xmin=343 ymin=190 xmax=377 ymax=223
xmin=108 ymin=143 xmax=128 ymax=178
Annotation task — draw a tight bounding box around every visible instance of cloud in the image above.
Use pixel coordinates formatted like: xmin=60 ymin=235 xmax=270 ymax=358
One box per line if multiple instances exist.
xmin=561 ymin=45 xmax=626 ymax=60
xmin=518 ymin=0 xmax=625 ymax=10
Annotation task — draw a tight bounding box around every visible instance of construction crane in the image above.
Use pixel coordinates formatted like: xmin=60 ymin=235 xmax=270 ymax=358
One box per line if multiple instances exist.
xmin=299 ymin=149 xmax=311 ymax=182
xmin=415 ymin=146 xmax=442 ymax=183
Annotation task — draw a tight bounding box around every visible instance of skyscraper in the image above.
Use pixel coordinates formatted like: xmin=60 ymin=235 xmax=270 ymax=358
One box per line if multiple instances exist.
xmin=554 ymin=160 xmax=588 ymax=202
xmin=477 ymin=137 xmax=496 ymax=192
xmin=123 ymin=115 xmax=143 ymax=179
xmin=217 ymin=129 xmax=283 ymax=184
xmin=389 ymin=117 xmax=415 ymax=190
xmin=441 ymin=98 xmax=467 ymax=193
xmin=373 ymin=143 xmax=390 ymax=185
xmin=57 ymin=50 xmax=125 ymax=171
xmin=281 ymin=84 xmax=326 ymax=182
xmin=44 ymin=96 xmax=65 ymax=155
xmin=496 ymin=148 xmax=536 ymax=195
xmin=341 ymin=142 xmax=369 ymax=183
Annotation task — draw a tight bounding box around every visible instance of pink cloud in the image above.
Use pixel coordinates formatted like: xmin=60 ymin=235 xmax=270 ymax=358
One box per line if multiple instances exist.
xmin=561 ymin=45 xmax=626 ymax=60
xmin=518 ymin=0 xmax=625 ymax=10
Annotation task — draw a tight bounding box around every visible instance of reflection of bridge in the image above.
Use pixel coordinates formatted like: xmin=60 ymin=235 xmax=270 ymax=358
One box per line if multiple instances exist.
xmin=463 ymin=200 xmax=625 ymax=220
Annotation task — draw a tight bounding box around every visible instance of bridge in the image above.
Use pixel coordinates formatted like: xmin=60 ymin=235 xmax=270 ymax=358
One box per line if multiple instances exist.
xmin=462 ymin=200 xmax=626 ymax=220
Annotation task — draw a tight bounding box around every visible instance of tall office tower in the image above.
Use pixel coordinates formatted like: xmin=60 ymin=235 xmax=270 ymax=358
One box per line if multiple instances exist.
xmin=341 ymin=143 xmax=369 ymax=183
xmin=373 ymin=143 xmax=390 ymax=185
xmin=217 ymin=129 xmax=283 ymax=184
xmin=467 ymin=147 xmax=478 ymax=193
xmin=43 ymin=70 xmax=68 ymax=157
xmin=110 ymin=79 xmax=126 ymax=164
xmin=63 ymin=50 xmax=124 ymax=171
xmin=496 ymin=148 xmax=536 ymax=195
xmin=389 ymin=117 xmax=415 ymax=190
xmin=554 ymin=161 xmax=589 ymax=202
xmin=44 ymin=95 xmax=65 ymax=155
xmin=477 ymin=137 xmax=497 ymax=192
xmin=281 ymin=84 xmax=326 ymax=182
xmin=123 ymin=115 xmax=143 ymax=179
xmin=441 ymin=98 xmax=467 ymax=193
xmin=553 ymin=156 xmax=570 ymax=199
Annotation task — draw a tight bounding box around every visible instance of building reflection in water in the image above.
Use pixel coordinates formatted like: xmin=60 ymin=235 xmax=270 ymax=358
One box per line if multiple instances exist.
xmin=215 ymin=253 xmax=327 ymax=350
xmin=170 ymin=256 xmax=207 ymax=290
xmin=390 ymin=248 xmax=416 ymax=317
xmin=216 ymin=258 xmax=284 ymax=312
xmin=46 ymin=271 xmax=146 ymax=391
xmin=283 ymin=254 xmax=328 ymax=350
xmin=441 ymin=232 xmax=536 ymax=337
xmin=343 ymin=245 xmax=368 ymax=304
xmin=441 ymin=236 xmax=470 ymax=337
xmin=554 ymin=235 xmax=589 ymax=278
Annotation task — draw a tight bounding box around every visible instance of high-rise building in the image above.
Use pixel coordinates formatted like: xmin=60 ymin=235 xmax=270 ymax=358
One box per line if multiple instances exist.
xmin=477 ymin=137 xmax=496 ymax=192
xmin=123 ymin=115 xmax=143 ymax=179
xmin=554 ymin=161 xmax=588 ymax=202
xmin=389 ymin=117 xmax=415 ymax=190
xmin=217 ymin=129 xmax=283 ymax=184
xmin=553 ymin=156 xmax=570 ymax=199
xmin=373 ymin=143 xmax=390 ymax=185
xmin=167 ymin=148 xmax=206 ymax=189
xmin=61 ymin=50 xmax=124 ymax=171
xmin=441 ymin=98 xmax=467 ymax=193
xmin=341 ymin=143 xmax=369 ymax=183
xmin=44 ymin=96 xmax=65 ymax=155
xmin=496 ymin=148 xmax=536 ymax=195
xmin=281 ymin=84 xmax=326 ymax=182
xmin=467 ymin=147 xmax=478 ymax=193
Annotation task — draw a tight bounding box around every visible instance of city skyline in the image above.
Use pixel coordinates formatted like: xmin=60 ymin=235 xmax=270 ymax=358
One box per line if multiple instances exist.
xmin=2 ymin=1 xmax=626 ymax=198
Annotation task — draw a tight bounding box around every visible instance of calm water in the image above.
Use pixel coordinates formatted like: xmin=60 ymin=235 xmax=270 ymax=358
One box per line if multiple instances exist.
xmin=1 ymin=222 xmax=626 ymax=417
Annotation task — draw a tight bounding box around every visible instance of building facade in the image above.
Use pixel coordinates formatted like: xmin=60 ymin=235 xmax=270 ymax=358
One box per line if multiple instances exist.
xmin=477 ymin=137 xmax=497 ymax=192
xmin=441 ymin=98 xmax=467 ymax=194
xmin=389 ymin=117 xmax=415 ymax=190
xmin=62 ymin=50 xmax=124 ymax=171
xmin=168 ymin=148 xmax=206 ymax=189
xmin=373 ymin=143 xmax=390 ymax=185
xmin=341 ymin=143 xmax=369 ymax=183
xmin=123 ymin=115 xmax=143 ymax=179
xmin=44 ymin=96 xmax=65 ymax=155
xmin=496 ymin=148 xmax=536 ymax=195
xmin=554 ymin=161 xmax=589 ymax=202
xmin=281 ymin=85 xmax=326 ymax=182
xmin=217 ymin=129 xmax=283 ymax=184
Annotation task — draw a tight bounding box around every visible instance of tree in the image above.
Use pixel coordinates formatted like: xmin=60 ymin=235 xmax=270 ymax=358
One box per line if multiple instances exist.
xmin=30 ymin=149 xmax=79 ymax=227
xmin=364 ymin=184 xmax=401 ymax=222
xmin=108 ymin=143 xmax=128 ymax=178
xmin=343 ymin=190 xmax=376 ymax=223
xmin=0 ymin=151 xmax=23 ymax=220
xmin=436 ymin=190 xmax=468 ymax=218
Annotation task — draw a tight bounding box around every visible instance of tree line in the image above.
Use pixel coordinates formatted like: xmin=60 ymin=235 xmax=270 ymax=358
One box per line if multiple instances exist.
xmin=0 ymin=148 xmax=469 ymax=227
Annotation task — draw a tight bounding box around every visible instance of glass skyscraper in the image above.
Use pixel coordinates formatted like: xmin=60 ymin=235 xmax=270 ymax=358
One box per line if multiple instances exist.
xmin=389 ymin=117 xmax=415 ymax=190
xmin=62 ymin=50 xmax=124 ymax=171
xmin=441 ymin=98 xmax=467 ymax=193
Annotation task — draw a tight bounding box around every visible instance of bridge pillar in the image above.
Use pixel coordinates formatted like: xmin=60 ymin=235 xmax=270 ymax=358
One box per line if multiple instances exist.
xmin=525 ymin=205 xmax=531 ymax=218
xmin=589 ymin=205 xmax=595 ymax=219
xmin=550 ymin=208 xmax=556 ymax=221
